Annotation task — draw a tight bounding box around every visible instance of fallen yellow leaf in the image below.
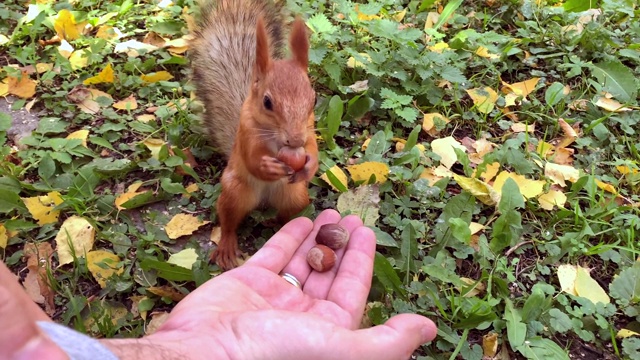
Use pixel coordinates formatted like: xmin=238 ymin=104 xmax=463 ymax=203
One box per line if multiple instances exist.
xmin=143 ymin=138 xmax=165 ymax=160
xmin=55 ymin=216 xmax=95 ymax=266
xmin=466 ymin=87 xmax=498 ymax=114
xmin=557 ymin=264 xmax=578 ymax=296
xmin=140 ymin=71 xmax=174 ymax=83
xmin=511 ymin=122 xmax=535 ymax=133
xmin=165 ymin=214 xmax=210 ymax=239
xmin=346 ymin=161 xmax=389 ymax=184
xmin=168 ymin=248 xmax=198 ymax=269
xmin=616 ymin=329 xmax=640 ymax=339
xmin=83 ymin=64 xmax=115 ymax=85
xmin=475 ymin=46 xmax=499 ymax=60
xmin=422 ymin=113 xmax=449 ymax=136
xmin=617 ymin=165 xmax=639 ymax=175
xmin=115 ymin=182 xmax=147 ymax=210
xmin=0 ymin=225 xmax=7 ymax=249
xmin=54 ymin=9 xmax=81 ymax=41
xmin=545 ymin=163 xmax=580 ymax=187
xmin=501 ymin=78 xmax=540 ymax=98
xmin=69 ymin=49 xmax=89 ymax=70
xmin=431 ymin=136 xmax=467 ymax=169
xmin=482 ymin=333 xmax=499 ymax=358
xmin=538 ymin=190 xmax=567 ymax=210
xmin=493 ymin=171 xmax=545 ymax=200
xmin=594 ymin=97 xmax=632 ymax=112
xmin=346 ymin=53 xmax=371 ymax=69
xmin=137 ymin=114 xmax=156 ymax=123
xmin=66 ymin=129 xmax=89 ymax=147
xmin=596 ymin=180 xmax=618 ymax=194
xmin=320 ymin=165 xmax=349 ymax=191
xmin=86 ymin=250 xmax=123 ymax=288
xmin=575 ymin=266 xmax=610 ymax=305
xmin=453 ymin=174 xmax=499 ymax=206
xmin=22 ymin=191 xmax=64 ymax=226
xmin=478 ymin=162 xmax=500 ymax=182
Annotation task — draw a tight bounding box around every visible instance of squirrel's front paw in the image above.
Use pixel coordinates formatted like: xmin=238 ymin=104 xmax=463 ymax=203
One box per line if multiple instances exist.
xmin=260 ymin=155 xmax=293 ymax=181
xmin=289 ymin=154 xmax=318 ymax=183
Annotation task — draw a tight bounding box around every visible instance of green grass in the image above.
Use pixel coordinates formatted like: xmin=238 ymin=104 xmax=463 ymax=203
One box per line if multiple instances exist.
xmin=2 ymin=0 xmax=640 ymax=359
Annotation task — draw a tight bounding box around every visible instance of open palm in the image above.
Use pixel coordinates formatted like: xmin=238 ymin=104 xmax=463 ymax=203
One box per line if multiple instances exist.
xmin=147 ymin=210 xmax=437 ymax=360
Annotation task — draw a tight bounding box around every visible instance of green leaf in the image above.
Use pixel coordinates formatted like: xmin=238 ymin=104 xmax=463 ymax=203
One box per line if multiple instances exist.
xmin=160 ymin=178 xmax=186 ymax=195
xmin=326 ymin=95 xmax=343 ymax=138
xmin=521 ymin=286 xmax=547 ymax=322
xmin=448 ymin=217 xmax=471 ymax=243
xmin=490 ymin=211 xmax=522 ymax=252
xmin=151 ymin=20 xmax=184 ymax=35
xmin=545 ymin=82 xmax=566 ymax=106
xmin=373 ymin=252 xmax=406 ymax=298
xmin=499 ymin=178 xmax=525 ymax=212
xmin=140 ymin=258 xmax=194 ymax=282
xmin=325 ymin=169 xmax=348 ymax=193
xmin=433 ymin=0 xmax=463 ymax=30
xmin=0 ymin=112 xmax=11 ymax=131
xmin=404 ymin=125 xmax=421 ymax=151
xmin=400 ymin=223 xmax=418 ymax=272
xmin=369 ymin=226 xmax=398 ymax=247
xmin=38 ymin=153 xmax=56 ymax=181
xmin=591 ymin=60 xmax=637 ymax=103
xmin=505 ymin=299 xmax=526 ymax=350
xmin=609 ymin=264 xmax=640 ymax=303
xmin=564 ymin=0 xmax=599 ymax=12
xmin=346 ymin=96 xmax=374 ymax=121
xmin=549 ymin=308 xmax=572 ymax=333
xmin=0 ymin=191 xmax=21 ymax=214
xmin=517 ymin=337 xmax=570 ymax=360
xmin=307 ymin=13 xmax=336 ymax=34
xmin=88 ymin=136 xmax=115 ymax=150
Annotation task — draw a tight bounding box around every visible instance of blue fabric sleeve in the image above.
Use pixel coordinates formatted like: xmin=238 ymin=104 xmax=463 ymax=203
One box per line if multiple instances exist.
xmin=36 ymin=321 xmax=119 ymax=360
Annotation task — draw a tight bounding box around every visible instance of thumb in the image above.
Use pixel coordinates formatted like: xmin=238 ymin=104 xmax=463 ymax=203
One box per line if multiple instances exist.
xmin=348 ymin=314 xmax=437 ymax=360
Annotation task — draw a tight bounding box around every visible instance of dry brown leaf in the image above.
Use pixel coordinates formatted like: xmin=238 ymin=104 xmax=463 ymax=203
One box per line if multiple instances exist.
xmin=7 ymin=72 xmax=37 ymax=99
xmin=147 ymin=286 xmax=186 ymax=302
xmin=113 ymin=95 xmax=138 ymax=110
xmin=23 ymin=242 xmax=55 ymax=315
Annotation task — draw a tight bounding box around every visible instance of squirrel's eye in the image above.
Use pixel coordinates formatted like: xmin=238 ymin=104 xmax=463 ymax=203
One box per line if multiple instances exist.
xmin=263 ymin=95 xmax=273 ymax=111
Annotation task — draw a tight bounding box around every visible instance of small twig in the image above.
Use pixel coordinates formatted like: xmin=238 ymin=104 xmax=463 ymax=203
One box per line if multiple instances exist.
xmin=505 ymin=240 xmax=533 ymax=257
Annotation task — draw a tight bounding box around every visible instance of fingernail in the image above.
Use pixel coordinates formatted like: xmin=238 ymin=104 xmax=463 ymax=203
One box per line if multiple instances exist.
xmin=420 ymin=320 xmax=437 ymax=343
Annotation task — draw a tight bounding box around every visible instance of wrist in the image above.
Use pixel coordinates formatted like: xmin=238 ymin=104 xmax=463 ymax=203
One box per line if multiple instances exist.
xmin=99 ymin=329 xmax=231 ymax=360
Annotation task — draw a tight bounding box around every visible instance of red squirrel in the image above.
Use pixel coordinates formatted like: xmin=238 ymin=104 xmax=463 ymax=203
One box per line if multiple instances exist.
xmin=190 ymin=0 xmax=318 ymax=270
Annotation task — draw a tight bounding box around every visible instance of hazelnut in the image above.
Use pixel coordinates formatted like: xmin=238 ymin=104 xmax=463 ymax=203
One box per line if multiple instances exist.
xmin=316 ymin=223 xmax=349 ymax=250
xmin=306 ymin=244 xmax=336 ymax=272
xmin=277 ymin=146 xmax=306 ymax=171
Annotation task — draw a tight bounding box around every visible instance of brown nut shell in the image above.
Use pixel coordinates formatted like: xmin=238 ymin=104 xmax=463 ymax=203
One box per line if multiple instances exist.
xmin=277 ymin=146 xmax=306 ymax=171
xmin=306 ymin=244 xmax=336 ymax=272
xmin=316 ymin=223 xmax=349 ymax=250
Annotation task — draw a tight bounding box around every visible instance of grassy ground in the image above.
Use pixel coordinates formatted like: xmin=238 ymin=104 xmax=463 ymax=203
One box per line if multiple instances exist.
xmin=2 ymin=0 xmax=640 ymax=359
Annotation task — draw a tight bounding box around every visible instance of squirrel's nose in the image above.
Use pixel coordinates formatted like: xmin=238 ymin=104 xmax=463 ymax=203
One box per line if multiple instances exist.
xmin=285 ymin=137 xmax=305 ymax=148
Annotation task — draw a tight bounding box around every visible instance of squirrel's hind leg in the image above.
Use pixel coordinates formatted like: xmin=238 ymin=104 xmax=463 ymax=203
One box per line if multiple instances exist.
xmin=212 ymin=172 xmax=261 ymax=271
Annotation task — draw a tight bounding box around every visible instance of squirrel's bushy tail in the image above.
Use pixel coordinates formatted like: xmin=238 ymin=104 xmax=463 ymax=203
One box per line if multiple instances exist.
xmin=189 ymin=0 xmax=285 ymax=157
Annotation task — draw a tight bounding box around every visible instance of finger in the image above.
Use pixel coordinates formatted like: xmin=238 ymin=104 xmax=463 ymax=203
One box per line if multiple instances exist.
xmin=0 ymin=262 xmax=67 ymax=360
xmin=326 ymin=225 xmax=376 ymax=328
xmin=343 ymin=314 xmax=438 ymax=360
xmin=244 ymin=216 xmax=314 ymax=272
xmin=280 ymin=209 xmax=341 ymax=285
xmin=303 ymin=215 xmax=364 ymax=301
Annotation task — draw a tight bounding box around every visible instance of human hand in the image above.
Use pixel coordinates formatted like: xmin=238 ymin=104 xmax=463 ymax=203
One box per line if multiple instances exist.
xmin=103 ymin=209 xmax=437 ymax=359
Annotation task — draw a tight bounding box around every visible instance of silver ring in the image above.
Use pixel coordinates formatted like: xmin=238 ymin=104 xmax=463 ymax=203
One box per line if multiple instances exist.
xmin=281 ymin=272 xmax=302 ymax=289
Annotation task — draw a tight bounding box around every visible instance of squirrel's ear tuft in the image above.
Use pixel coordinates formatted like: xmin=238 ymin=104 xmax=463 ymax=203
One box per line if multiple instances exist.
xmin=289 ymin=17 xmax=309 ymax=70
xmin=254 ymin=15 xmax=271 ymax=81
